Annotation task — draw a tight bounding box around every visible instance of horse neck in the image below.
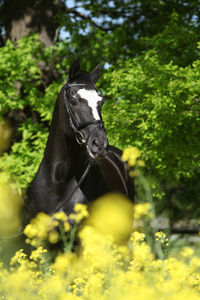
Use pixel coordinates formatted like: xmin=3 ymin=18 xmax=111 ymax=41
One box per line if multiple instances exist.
xmin=43 ymin=92 xmax=83 ymax=172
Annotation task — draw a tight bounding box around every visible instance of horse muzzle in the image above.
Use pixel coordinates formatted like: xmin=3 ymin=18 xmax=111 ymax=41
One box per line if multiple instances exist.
xmin=84 ymin=125 xmax=108 ymax=160
xmin=74 ymin=121 xmax=108 ymax=160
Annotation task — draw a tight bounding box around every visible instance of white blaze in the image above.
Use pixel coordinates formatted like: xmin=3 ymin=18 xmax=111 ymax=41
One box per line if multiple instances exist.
xmin=78 ymin=89 xmax=102 ymax=120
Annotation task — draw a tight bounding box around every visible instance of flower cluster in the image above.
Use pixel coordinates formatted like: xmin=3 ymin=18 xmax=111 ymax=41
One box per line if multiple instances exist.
xmin=24 ymin=211 xmax=72 ymax=247
xmin=69 ymin=203 xmax=89 ymax=223
xmin=1 ymin=226 xmax=200 ymax=299
xmin=122 ymin=147 xmax=145 ymax=177
xmin=0 ymin=192 xmax=200 ymax=299
xmin=155 ymin=231 xmax=169 ymax=246
xmin=134 ymin=202 xmax=153 ymax=220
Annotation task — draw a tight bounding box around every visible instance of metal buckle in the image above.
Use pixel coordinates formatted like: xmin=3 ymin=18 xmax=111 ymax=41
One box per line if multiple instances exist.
xmin=75 ymin=131 xmax=86 ymax=145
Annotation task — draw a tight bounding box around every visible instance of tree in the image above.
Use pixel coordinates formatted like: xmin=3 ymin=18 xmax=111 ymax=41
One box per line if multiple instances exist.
xmin=4 ymin=0 xmax=63 ymax=46
xmin=59 ymin=0 xmax=200 ymax=67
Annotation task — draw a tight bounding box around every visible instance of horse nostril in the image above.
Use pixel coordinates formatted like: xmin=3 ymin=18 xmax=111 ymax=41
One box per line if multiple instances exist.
xmin=93 ymin=139 xmax=99 ymax=146
xmin=92 ymin=139 xmax=100 ymax=154
xmin=89 ymin=138 xmax=108 ymax=159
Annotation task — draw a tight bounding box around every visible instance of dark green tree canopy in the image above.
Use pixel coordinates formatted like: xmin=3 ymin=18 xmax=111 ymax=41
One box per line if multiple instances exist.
xmin=58 ymin=0 xmax=200 ymax=67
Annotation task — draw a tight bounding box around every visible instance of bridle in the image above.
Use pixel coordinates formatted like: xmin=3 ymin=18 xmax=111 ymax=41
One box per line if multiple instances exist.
xmin=63 ymin=83 xmax=105 ymax=145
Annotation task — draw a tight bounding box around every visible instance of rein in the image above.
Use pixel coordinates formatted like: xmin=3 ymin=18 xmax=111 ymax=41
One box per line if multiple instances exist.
xmin=52 ymin=162 xmax=91 ymax=213
xmin=0 ymin=232 xmax=25 ymax=240
xmin=0 ymin=162 xmax=92 ymax=241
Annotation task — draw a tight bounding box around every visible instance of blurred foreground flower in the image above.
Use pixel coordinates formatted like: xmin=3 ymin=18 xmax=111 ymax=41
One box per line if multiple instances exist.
xmin=84 ymin=193 xmax=134 ymax=244
xmin=0 ymin=179 xmax=22 ymax=237
xmin=0 ymin=118 xmax=21 ymax=237
xmin=0 ymin=193 xmax=200 ymax=299
xmin=24 ymin=211 xmax=71 ymax=247
xmin=0 ymin=118 xmax=12 ymax=155
xmin=69 ymin=203 xmax=89 ymax=223
xmin=122 ymin=147 xmax=145 ymax=177
xmin=134 ymin=203 xmax=153 ymax=220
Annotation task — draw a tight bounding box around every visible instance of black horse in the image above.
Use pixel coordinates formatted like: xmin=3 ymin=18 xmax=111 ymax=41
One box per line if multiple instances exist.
xmin=31 ymin=59 xmax=134 ymax=217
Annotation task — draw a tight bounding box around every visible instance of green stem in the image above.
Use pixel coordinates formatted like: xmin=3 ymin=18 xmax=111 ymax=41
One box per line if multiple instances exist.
xmin=65 ymin=223 xmax=78 ymax=252
xmin=59 ymin=222 xmax=69 ymax=251
xmin=138 ymin=171 xmax=165 ymax=260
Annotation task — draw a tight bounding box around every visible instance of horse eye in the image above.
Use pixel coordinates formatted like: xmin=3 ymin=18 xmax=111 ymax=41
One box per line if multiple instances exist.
xmin=70 ymin=98 xmax=78 ymax=106
xmin=98 ymin=101 xmax=104 ymax=108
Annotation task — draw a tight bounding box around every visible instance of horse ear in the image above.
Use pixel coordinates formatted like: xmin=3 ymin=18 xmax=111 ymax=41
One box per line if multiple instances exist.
xmin=89 ymin=61 xmax=101 ymax=84
xmin=67 ymin=58 xmax=80 ymax=82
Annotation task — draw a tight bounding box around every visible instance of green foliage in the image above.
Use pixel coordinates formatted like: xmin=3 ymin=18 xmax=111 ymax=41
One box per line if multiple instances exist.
xmin=0 ymin=35 xmax=66 ymax=192
xmin=143 ymin=11 xmax=199 ymax=66
xmin=59 ymin=1 xmax=200 ymax=67
xmin=104 ymin=50 xmax=200 ymax=178
xmin=103 ymin=49 xmax=200 ymax=198
xmin=0 ymin=37 xmax=41 ymax=113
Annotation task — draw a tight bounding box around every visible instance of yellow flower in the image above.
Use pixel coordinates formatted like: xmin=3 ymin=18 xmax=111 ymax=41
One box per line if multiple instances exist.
xmin=53 ymin=211 xmax=71 ymax=233
xmin=63 ymin=221 xmax=71 ymax=232
xmin=71 ymin=277 xmax=86 ymax=296
xmin=1 ymin=189 xmax=200 ymax=300
xmin=122 ymin=147 xmax=144 ymax=168
xmin=0 ymin=180 xmax=22 ymax=237
xmin=53 ymin=211 xmax=68 ymax=222
xmin=53 ymin=252 xmax=77 ymax=274
xmin=134 ymin=203 xmax=153 ymax=220
xmin=79 ymin=225 xmax=114 ymax=270
xmin=48 ymin=231 xmax=60 ymax=244
xmin=0 ymin=118 xmax=12 ymax=155
xmin=30 ymin=247 xmax=48 ymax=266
xmin=69 ymin=203 xmax=89 ymax=223
xmin=131 ymin=242 xmax=154 ymax=270
xmin=155 ymin=231 xmax=169 ymax=246
xmin=10 ymin=249 xmax=27 ymax=267
xmin=130 ymin=231 xmax=146 ymax=243
xmin=84 ymin=193 xmax=134 ymax=244
xmin=180 ymin=247 xmax=194 ymax=259
xmin=24 ymin=212 xmax=58 ymax=247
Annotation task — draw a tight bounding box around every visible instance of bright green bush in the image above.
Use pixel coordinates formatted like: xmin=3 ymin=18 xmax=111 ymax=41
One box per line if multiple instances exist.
xmin=103 ymin=49 xmax=200 ymax=201
xmin=0 ymin=35 xmax=66 ymax=192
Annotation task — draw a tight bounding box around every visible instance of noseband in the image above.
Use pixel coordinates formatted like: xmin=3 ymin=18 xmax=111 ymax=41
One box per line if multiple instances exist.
xmin=63 ymin=83 xmax=105 ymax=145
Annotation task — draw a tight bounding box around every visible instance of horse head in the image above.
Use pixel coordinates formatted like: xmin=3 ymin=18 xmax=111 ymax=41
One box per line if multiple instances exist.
xmin=62 ymin=58 xmax=108 ymax=160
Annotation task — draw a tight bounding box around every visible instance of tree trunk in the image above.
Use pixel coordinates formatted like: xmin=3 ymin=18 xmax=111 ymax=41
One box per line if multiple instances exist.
xmin=4 ymin=0 xmax=63 ymax=46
